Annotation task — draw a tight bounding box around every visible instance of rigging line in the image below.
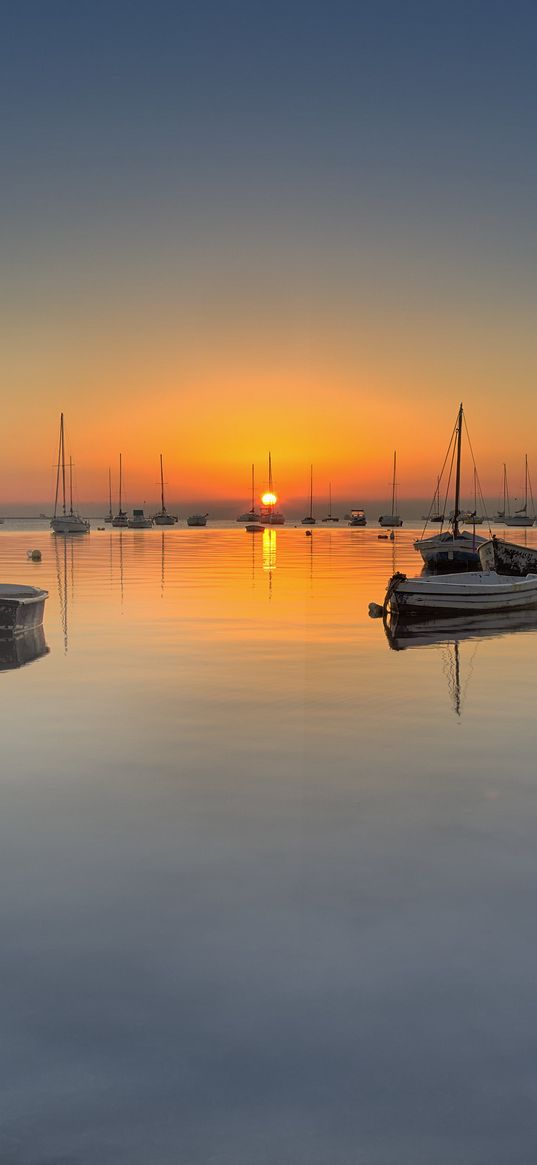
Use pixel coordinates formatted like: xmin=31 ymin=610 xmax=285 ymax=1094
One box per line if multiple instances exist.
xmin=441 ymin=431 xmax=457 ymax=530
xmin=462 ymin=414 xmax=493 ymax=537
xmin=528 ymin=463 xmax=536 ymax=519
xmin=418 ymin=414 xmax=458 ymax=540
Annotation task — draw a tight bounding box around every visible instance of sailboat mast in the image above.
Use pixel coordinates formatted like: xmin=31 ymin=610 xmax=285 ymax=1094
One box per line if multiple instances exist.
xmin=268 ymin=451 xmax=273 ymax=494
xmin=160 ymin=453 xmax=165 ymax=511
xmin=329 ymin=482 xmax=332 ymax=518
xmin=60 ymin=413 xmax=67 ymax=515
xmin=108 ymin=467 xmax=112 ymax=516
xmin=54 ymin=414 xmax=63 ymax=518
xmin=251 ymin=463 xmax=255 ymax=513
xmin=453 ymin=403 xmax=463 ymax=538
xmin=119 ymin=454 xmax=123 ymax=513
xmin=525 ymin=453 xmax=528 ymax=511
xmin=503 ymin=463 xmax=507 ymax=516
xmin=310 ymin=464 xmax=313 ymax=518
xmin=69 ymin=457 xmax=74 ymax=514
xmin=391 ymin=451 xmax=396 ymax=516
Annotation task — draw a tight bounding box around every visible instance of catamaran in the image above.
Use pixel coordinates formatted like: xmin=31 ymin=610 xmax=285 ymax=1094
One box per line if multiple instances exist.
xmin=153 ymin=454 xmax=178 ymax=525
xmin=379 ymin=451 xmax=403 ymax=526
xmin=112 ymin=454 xmax=128 ymax=527
xmin=50 ymin=414 xmax=90 ymax=535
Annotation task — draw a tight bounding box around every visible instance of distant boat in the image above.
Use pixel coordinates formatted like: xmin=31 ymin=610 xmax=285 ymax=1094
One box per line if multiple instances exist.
xmin=104 ymin=467 xmax=113 ymax=523
xmin=187 ymin=513 xmax=209 ymax=527
xmin=0 ymin=584 xmax=49 ymax=635
xmin=112 ymin=454 xmax=129 ymax=527
xmin=348 ymin=508 xmax=367 ymax=527
xmin=379 ymin=451 xmax=403 ymax=526
xmin=415 ymin=405 xmax=485 ymax=569
xmin=461 ymin=467 xmax=484 ymax=525
xmin=128 ymin=508 xmax=153 ymax=529
xmin=153 ymin=454 xmax=178 ymax=525
xmin=479 ymin=535 xmax=537 ymax=577
xmin=384 ymin=569 xmax=537 ymax=618
xmin=322 ymin=482 xmax=339 ymax=522
xmin=422 ymin=477 xmax=444 ymax=522
xmin=246 ymin=523 xmax=264 ymax=533
xmin=301 ymin=465 xmax=316 ymax=525
xmin=505 ymin=455 xmax=534 ymax=526
xmin=237 ymin=464 xmax=262 ymax=523
xmin=50 ymin=413 xmax=90 ymax=535
xmin=259 ymin=452 xmax=285 ymax=524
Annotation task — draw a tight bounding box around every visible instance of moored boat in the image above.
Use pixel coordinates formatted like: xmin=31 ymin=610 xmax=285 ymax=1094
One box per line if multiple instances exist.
xmin=112 ymin=454 xmax=129 ymax=527
xmin=301 ymin=465 xmax=316 ymax=525
xmin=322 ymin=482 xmax=339 ymax=522
xmin=153 ymin=454 xmax=178 ymax=525
xmin=50 ymin=414 xmax=90 ymax=534
xmin=415 ymin=404 xmax=485 ymax=569
xmin=237 ymin=464 xmax=262 ymax=523
xmin=379 ymin=451 xmax=403 ymax=526
xmin=505 ymin=454 xmax=535 ymax=526
xmin=479 ymin=535 xmax=537 ymax=577
xmin=187 ymin=513 xmax=209 ymax=526
xmin=384 ymin=569 xmax=537 ymax=618
xmin=0 ymin=585 xmax=49 ymax=635
xmin=348 ymin=508 xmax=367 ymax=526
xmin=128 ymin=508 xmax=153 ymax=529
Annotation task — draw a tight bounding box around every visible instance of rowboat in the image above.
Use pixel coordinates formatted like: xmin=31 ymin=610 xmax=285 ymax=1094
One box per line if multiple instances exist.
xmin=0 ymin=585 xmax=49 ymax=635
xmin=384 ymin=570 xmax=537 ymax=618
xmin=479 ymin=535 xmax=537 ymax=577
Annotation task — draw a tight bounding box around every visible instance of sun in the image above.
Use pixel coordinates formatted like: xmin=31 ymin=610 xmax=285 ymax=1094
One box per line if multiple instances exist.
xmin=261 ymin=492 xmax=277 ymax=506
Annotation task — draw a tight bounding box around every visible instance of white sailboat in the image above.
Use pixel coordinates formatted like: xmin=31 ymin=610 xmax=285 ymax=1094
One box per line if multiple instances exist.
xmin=112 ymin=454 xmax=129 ymax=527
xmin=237 ymin=464 xmax=261 ymax=523
xmin=104 ymin=467 xmax=113 ymax=523
xmin=153 ymin=454 xmax=178 ymax=525
xmin=301 ymin=465 xmax=316 ymax=525
xmin=379 ymin=452 xmax=403 ymax=526
xmin=495 ymin=463 xmax=509 ymax=521
xmin=322 ymin=482 xmax=339 ymax=522
xmin=414 ymin=404 xmax=486 ymax=570
xmin=259 ymin=452 xmax=285 ymax=525
xmin=505 ymin=455 xmax=534 ymax=526
xmin=50 ymin=414 xmax=90 ymax=535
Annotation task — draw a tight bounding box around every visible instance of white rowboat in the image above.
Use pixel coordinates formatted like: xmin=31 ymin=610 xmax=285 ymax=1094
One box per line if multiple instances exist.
xmin=385 ymin=570 xmax=537 ymax=618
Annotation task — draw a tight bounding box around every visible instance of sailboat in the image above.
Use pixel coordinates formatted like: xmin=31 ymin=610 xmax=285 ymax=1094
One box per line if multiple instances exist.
xmin=301 ymin=465 xmax=316 ymax=525
xmin=104 ymin=468 xmax=113 ymax=523
xmin=379 ymin=452 xmax=403 ymax=526
xmin=322 ymin=482 xmax=339 ymax=522
xmin=50 ymin=414 xmax=90 ymax=534
xmin=422 ymin=477 xmax=444 ymax=522
xmin=112 ymin=454 xmax=128 ymax=527
xmin=505 ymin=455 xmax=534 ymax=526
xmin=461 ymin=467 xmax=484 ymax=525
xmin=237 ymin=464 xmax=261 ymax=523
xmin=414 ymin=404 xmax=486 ymax=569
xmin=259 ymin=453 xmax=285 ymax=525
xmin=495 ymin=464 xmax=509 ymax=521
xmin=153 ymin=454 xmax=178 ymax=525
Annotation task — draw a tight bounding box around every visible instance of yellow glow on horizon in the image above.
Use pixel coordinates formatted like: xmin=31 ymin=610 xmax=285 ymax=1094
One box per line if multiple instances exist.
xmin=262 ymin=492 xmax=277 ymax=506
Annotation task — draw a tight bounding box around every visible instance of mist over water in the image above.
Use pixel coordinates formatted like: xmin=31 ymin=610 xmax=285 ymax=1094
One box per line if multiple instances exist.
xmin=1 ymin=525 xmax=537 ymax=1164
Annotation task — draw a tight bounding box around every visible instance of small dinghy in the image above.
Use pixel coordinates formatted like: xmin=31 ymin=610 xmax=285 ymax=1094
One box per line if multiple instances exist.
xmin=384 ymin=570 xmax=537 ymax=619
xmin=0 ymin=585 xmax=49 ymax=635
xmin=479 ymin=535 xmax=537 ymax=577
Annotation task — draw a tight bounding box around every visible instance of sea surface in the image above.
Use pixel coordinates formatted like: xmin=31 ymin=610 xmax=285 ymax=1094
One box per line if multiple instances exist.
xmin=1 ymin=522 xmax=537 ymax=1164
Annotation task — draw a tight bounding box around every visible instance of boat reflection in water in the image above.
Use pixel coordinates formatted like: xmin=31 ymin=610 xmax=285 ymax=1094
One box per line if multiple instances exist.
xmin=384 ymin=608 xmax=537 ymax=716
xmin=0 ymin=625 xmax=49 ymax=671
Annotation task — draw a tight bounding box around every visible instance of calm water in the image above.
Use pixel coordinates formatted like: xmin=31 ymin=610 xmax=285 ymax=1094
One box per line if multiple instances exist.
xmin=2 ymin=524 xmax=537 ymax=1164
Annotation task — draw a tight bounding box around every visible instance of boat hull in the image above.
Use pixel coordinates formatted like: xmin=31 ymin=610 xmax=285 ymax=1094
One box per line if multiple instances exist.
xmin=0 ymin=586 xmax=49 ymax=634
xmin=479 ymin=537 xmax=537 ymax=576
xmin=153 ymin=513 xmax=177 ymax=525
xmin=379 ymin=515 xmax=403 ymax=527
xmin=505 ymin=517 xmax=534 ymax=527
xmin=414 ymin=531 xmax=486 ymax=570
xmin=51 ymin=515 xmax=90 ymax=534
xmin=387 ymin=570 xmax=537 ymax=618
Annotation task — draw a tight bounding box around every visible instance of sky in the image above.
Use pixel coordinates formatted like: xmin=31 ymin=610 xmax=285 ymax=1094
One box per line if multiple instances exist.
xmin=2 ymin=0 xmax=537 ymax=510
